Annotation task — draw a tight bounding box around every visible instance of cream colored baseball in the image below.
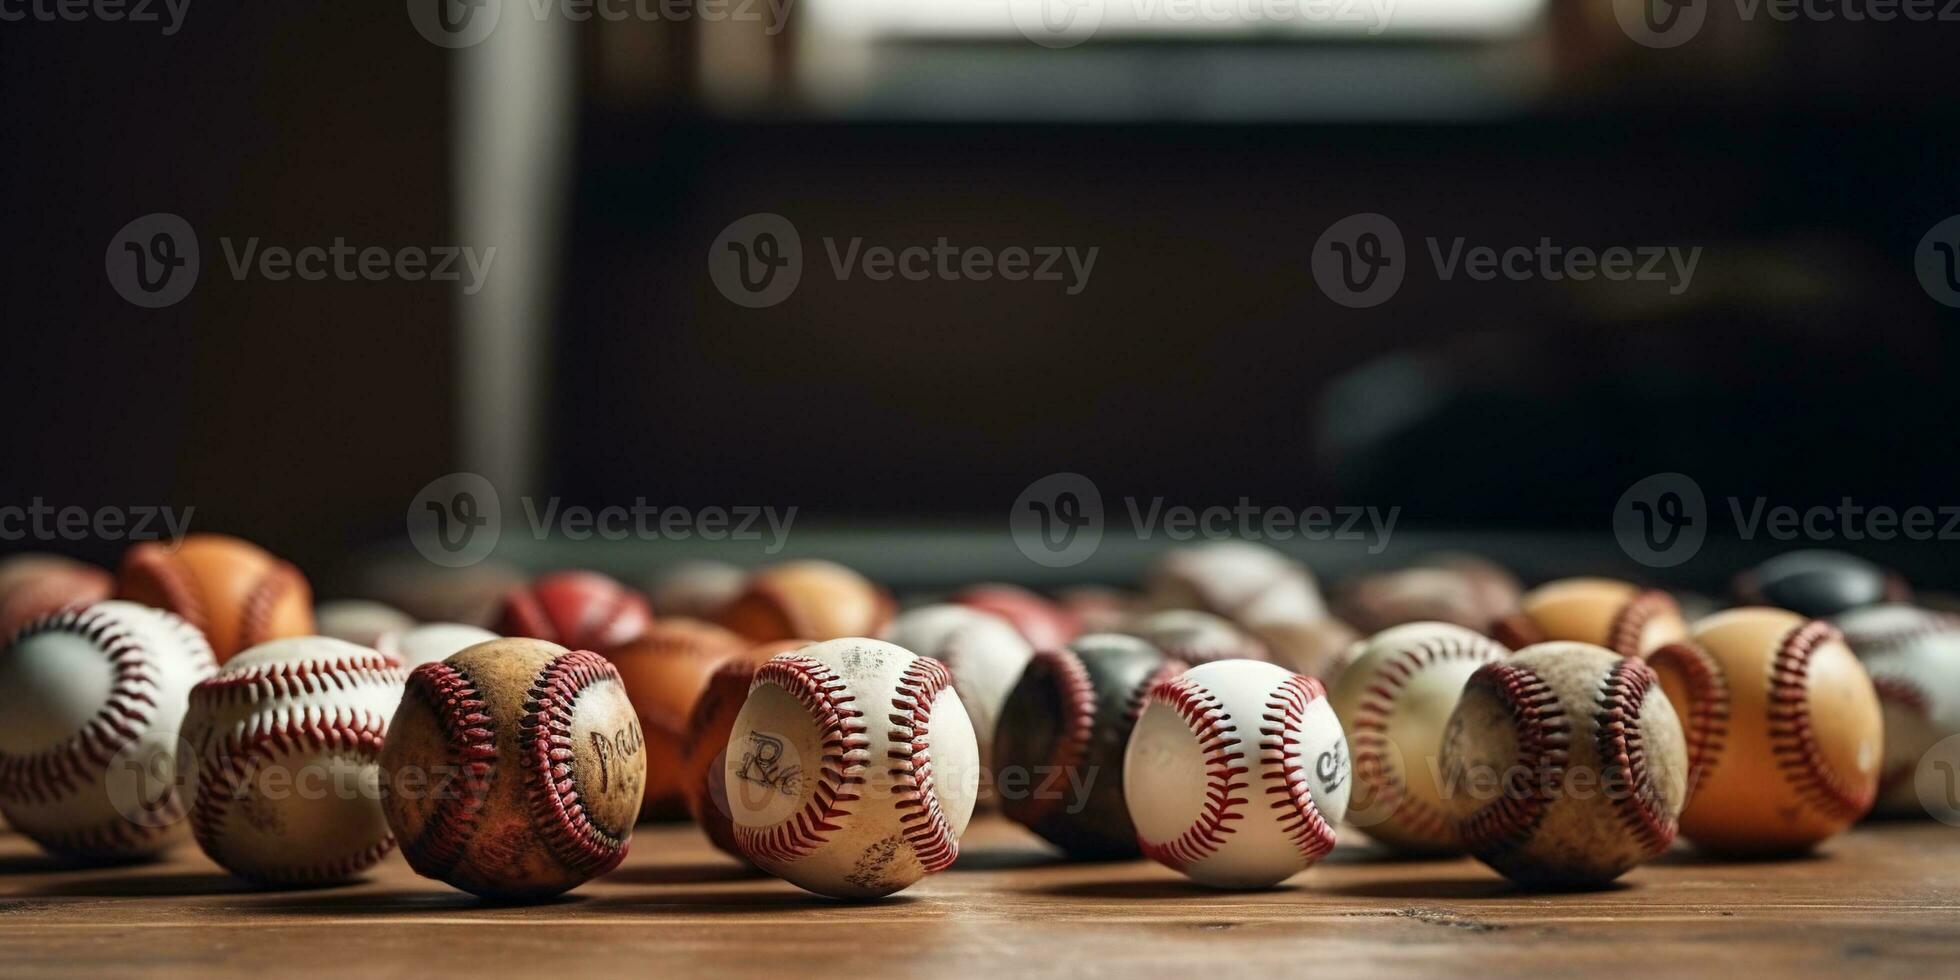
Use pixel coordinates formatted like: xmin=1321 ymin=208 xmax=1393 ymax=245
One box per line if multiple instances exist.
xmin=1328 ymin=622 xmax=1509 ymax=853
xmin=725 ymin=637 xmax=979 ymax=899
xmin=178 ymin=636 xmax=407 ymax=884
xmin=0 ymin=601 xmax=216 ymax=860
xmin=1441 ymin=643 xmax=1688 ymax=888
xmin=376 ymin=622 xmax=499 ymax=667
xmin=1124 ymin=659 xmax=1350 ymax=888
xmin=883 ymin=604 xmax=1033 ymax=804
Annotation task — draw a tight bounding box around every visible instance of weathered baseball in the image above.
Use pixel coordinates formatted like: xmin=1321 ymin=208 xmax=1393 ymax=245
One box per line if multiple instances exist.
xmin=1491 ymin=578 xmax=1688 ymax=659
xmin=118 ymin=534 xmax=314 ymax=663
xmin=884 ymin=604 xmax=1034 ymax=804
xmin=0 ymin=602 xmax=216 ymax=859
xmin=493 ymin=570 xmax=653 ymax=650
xmin=1441 ymin=643 xmax=1688 ymax=888
xmin=1833 ymin=605 xmax=1960 ymax=816
xmin=725 ymin=638 xmax=978 ymax=898
xmin=1125 ymin=659 xmax=1350 ymax=888
xmin=718 ymin=561 xmax=894 ymax=643
xmin=178 ymin=637 xmax=407 ymax=884
xmin=680 ymin=640 xmax=807 ymax=860
xmin=382 ymin=637 xmax=645 ymax=900
xmin=1125 ymin=609 xmax=1268 ymax=665
xmin=1334 ymin=567 xmax=1491 ymax=635
xmin=604 ymin=618 xmax=749 ymax=819
xmin=1329 ymin=622 xmax=1510 ymax=853
xmin=315 ymin=600 xmax=417 ymax=648
xmin=951 ymin=584 xmax=1080 ymax=651
xmin=994 ymin=634 xmax=1184 ymax=859
xmin=376 ymin=622 xmax=500 ymax=668
xmin=1647 ymin=608 xmax=1882 ymax=854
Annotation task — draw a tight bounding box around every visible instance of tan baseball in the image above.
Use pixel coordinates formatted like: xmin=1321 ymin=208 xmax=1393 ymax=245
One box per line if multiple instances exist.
xmin=725 ymin=638 xmax=979 ymax=899
xmin=0 ymin=601 xmax=216 ymax=860
xmin=1124 ymin=659 xmax=1350 ymax=888
xmin=1441 ymin=643 xmax=1688 ymax=888
xmin=178 ymin=636 xmax=407 ymax=884
xmin=1328 ymin=622 xmax=1509 ymax=853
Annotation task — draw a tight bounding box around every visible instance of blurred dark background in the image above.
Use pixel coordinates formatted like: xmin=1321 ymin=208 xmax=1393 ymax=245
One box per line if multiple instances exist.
xmin=3 ymin=1 xmax=1957 ymax=592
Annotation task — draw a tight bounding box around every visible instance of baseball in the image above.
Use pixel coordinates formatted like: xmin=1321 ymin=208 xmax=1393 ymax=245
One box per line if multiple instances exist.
xmin=1124 ymin=659 xmax=1350 ymax=888
xmin=1125 ymin=609 xmax=1268 ymax=665
xmin=0 ymin=554 xmax=113 ymax=643
xmin=1255 ymin=617 xmax=1361 ymax=682
xmin=951 ymin=584 xmax=1080 ymax=651
xmin=884 ymin=604 xmax=1034 ymax=804
xmin=994 ymin=634 xmax=1185 ymax=859
xmin=644 ymin=560 xmax=746 ymax=621
xmin=1491 ymin=578 xmax=1688 ymax=659
xmin=0 ymin=601 xmax=216 ymax=860
xmin=680 ymin=640 xmax=807 ymax=860
xmin=178 ymin=636 xmax=407 ymax=884
xmin=604 ymin=618 xmax=749 ymax=820
xmin=1334 ymin=567 xmax=1492 ymax=635
xmin=1144 ymin=541 xmax=1326 ymax=628
xmin=1649 ymin=608 xmax=1882 ymax=852
xmin=118 ymin=534 xmax=314 ymax=663
xmin=382 ymin=637 xmax=645 ymax=900
xmin=314 ymin=600 xmax=417 ymax=648
xmin=1329 ymin=622 xmax=1510 ymax=853
xmin=718 ymin=561 xmax=894 ymax=643
xmin=493 ymin=570 xmax=653 ymax=650
xmin=1734 ymin=550 xmax=1903 ymax=619
xmin=725 ymin=637 xmax=978 ymax=898
xmin=1833 ymin=605 xmax=1960 ymax=816
xmin=375 ymin=622 xmax=500 ymax=668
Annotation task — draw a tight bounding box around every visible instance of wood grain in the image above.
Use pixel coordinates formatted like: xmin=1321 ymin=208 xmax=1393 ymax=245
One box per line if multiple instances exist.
xmin=2 ymin=817 xmax=1957 ymax=978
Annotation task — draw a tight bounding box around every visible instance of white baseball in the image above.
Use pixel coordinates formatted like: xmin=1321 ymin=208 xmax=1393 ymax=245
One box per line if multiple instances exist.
xmin=0 ymin=601 xmax=216 ymax=859
xmin=726 ymin=637 xmax=979 ymax=898
xmin=178 ymin=636 xmax=407 ymax=884
xmin=1145 ymin=542 xmax=1326 ymax=626
xmin=1834 ymin=604 xmax=1960 ymax=815
xmin=376 ymin=622 xmax=499 ymax=667
xmin=1125 ymin=659 xmax=1350 ymax=888
xmin=1327 ymin=622 xmax=1509 ymax=852
xmin=884 ymin=604 xmax=1033 ymax=801
xmin=314 ymin=600 xmax=417 ymax=647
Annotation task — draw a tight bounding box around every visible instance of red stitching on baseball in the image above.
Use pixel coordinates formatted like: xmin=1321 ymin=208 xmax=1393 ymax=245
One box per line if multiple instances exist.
xmin=733 ymin=655 xmax=869 ymax=867
xmin=520 ymin=650 xmax=635 ymax=879
xmin=1488 ymin=613 xmax=1544 ymax=652
xmin=238 ymin=561 xmax=304 ymax=653
xmin=1003 ymin=648 xmax=1097 ymax=831
xmin=1646 ymin=642 xmax=1729 ymax=796
xmin=1837 ymin=613 xmax=1960 ymax=655
xmin=0 ymin=608 xmax=168 ymax=807
xmin=1126 ymin=660 xmax=1188 ymax=729
xmin=1608 ymin=591 xmax=1676 ymax=658
xmin=396 ymin=662 xmax=497 ymax=878
xmin=1261 ymin=674 xmax=1336 ymax=863
xmin=1594 ymin=657 xmax=1677 ymax=860
xmin=1458 ymin=662 xmax=1569 ymax=856
xmin=889 ymin=656 xmax=960 ymax=873
xmin=1768 ymin=621 xmax=1875 ymax=821
xmin=195 ymin=651 xmax=405 ymax=704
xmin=1350 ymin=633 xmax=1505 ymax=843
xmin=122 ymin=547 xmax=209 ymax=634
xmin=1137 ymin=676 xmax=1247 ymax=871
xmin=188 ymin=710 xmax=394 ymax=883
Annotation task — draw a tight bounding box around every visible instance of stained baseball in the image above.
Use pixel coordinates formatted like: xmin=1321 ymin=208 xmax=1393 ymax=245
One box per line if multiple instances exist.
xmin=1649 ymin=608 xmax=1882 ymax=852
xmin=382 ymin=636 xmax=646 ymax=900
xmin=178 ymin=636 xmax=407 ymax=884
xmin=1329 ymin=622 xmax=1509 ymax=853
xmin=1124 ymin=659 xmax=1350 ymax=888
xmin=0 ymin=602 xmax=216 ymax=860
xmin=725 ymin=637 xmax=978 ymax=899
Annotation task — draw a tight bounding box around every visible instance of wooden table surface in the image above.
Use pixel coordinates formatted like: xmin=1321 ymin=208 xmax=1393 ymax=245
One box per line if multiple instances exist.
xmin=2 ymin=816 xmax=1957 ymax=978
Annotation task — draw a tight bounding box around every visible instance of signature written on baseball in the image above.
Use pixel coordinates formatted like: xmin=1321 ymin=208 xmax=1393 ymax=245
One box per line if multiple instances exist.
xmin=1316 ymin=739 xmax=1350 ymax=794
xmin=590 ymin=721 xmax=645 ymax=795
xmin=736 ymin=732 xmax=804 ymax=796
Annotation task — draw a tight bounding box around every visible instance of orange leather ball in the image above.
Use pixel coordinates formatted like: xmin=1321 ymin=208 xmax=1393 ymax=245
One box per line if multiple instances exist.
xmin=603 ymin=618 xmax=750 ymax=821
xmin=716 ymin=561 xmax=892 ymax=643
xmin=1491 ymin=577 xmax=1688 ymax=659
xmin=117 ymin=534 xmax=313 ymax=663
